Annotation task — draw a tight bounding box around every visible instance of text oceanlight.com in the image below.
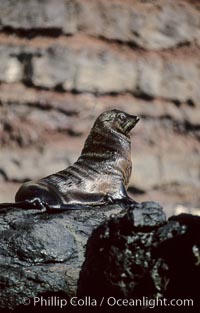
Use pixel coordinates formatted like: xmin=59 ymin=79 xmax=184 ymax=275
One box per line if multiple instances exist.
xmin=22 ymin=296 xmax=194 ymax=309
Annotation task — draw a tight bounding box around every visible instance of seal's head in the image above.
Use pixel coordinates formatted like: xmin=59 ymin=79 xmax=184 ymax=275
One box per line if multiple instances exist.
xmin=95 ymin=109 xmax=140 ymax=137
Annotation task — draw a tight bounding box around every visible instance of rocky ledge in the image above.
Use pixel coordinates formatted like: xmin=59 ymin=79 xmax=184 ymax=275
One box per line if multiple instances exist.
xmin=0 ymin=202 xmax=200 ymax=312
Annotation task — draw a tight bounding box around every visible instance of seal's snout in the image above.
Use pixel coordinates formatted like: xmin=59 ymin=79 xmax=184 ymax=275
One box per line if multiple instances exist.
xmin=129 ymin=115 xmax=140 ymax=129
xmin=122 ymin=115 xmax=139 ymax=135
xmin=132 ymin=116 xmax=140 ymax=125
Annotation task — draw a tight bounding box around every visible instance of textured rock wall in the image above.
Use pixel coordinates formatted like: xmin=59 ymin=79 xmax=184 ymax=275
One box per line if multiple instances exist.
xmin=0 ymin=0 xmax=199 ymax=213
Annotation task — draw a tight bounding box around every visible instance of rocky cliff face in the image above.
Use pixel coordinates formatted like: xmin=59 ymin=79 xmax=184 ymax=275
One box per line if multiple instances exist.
xmin=0 ymin=0 xmax=199 ymax=214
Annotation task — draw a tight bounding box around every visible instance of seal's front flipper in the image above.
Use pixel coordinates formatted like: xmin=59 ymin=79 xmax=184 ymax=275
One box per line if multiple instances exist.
xmin=122 ymin=196 xmax=138 ymax=207
xmin=126 ymin=196 xmax=138 ymax=205
xmin=111 ymin=197 xmax=138 ymax=209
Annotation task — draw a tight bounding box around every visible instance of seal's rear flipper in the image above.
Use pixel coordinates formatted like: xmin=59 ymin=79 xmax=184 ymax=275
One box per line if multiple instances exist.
xmin=0 ymin=201 xmax=24 ymax=213
xmin=0 ymin=200 xmax=46 ymax=213
xmin=0 ymin=200 xmax=95 ymax=214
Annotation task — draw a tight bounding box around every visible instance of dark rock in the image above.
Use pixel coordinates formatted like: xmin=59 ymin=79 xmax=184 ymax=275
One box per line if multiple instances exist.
xmin=78 ymin=202 xmax=166 ymax=299
xmin=1 ymin=201 xmax=200 ymax=312
xmin=78 ymin=203 xmax=200 ymax=312
xmin=0 ymin=204 xmax=123 ymax=310
xmin=128 ymin=201 xmax=166 ymax=229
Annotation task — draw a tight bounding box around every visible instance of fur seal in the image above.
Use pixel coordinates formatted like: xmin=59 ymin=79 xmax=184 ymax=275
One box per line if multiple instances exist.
xmin=0 ymin=109 xmax=139 ymax=213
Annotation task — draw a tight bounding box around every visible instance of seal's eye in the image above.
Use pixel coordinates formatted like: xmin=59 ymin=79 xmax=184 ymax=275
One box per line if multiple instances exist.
xmin=118 ymin=113 xmax=126 ymax=122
